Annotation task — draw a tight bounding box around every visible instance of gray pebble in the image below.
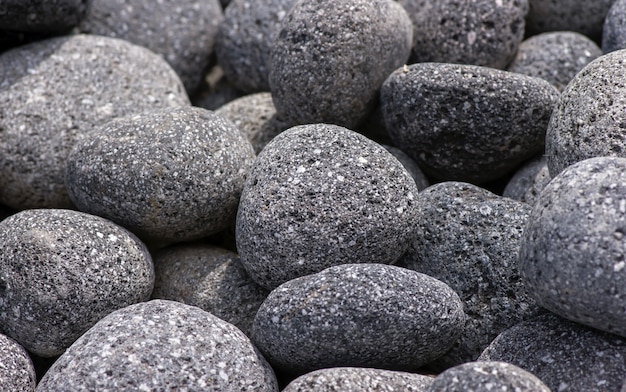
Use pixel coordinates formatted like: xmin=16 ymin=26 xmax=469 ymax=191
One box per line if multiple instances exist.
xmin=66 ymin=106 xmax=255 ymax=243
xmin=283 ymin=367 xmax=434 ymax=392
xmin=0 ymin=209 xmax=154 ymax=357
xmin=236 ymin=123 xmax=419 ymax=289
xmin=400 ymin=182 xmax=540 ymax=369
xmin=519 ymin=157 xmax=626 ymax=337
xmin=382 ymin=145 xmax=429 ymax=191
xmin=603 ymin=0 xmax=626 ymax=53
xmin=37 ymin=300 xmax=279 ymax=391
xmin=479 ymin=313 xmax=626 ymax=392
xmin=426 ymin=361 xmax=550 ymax=392
xmin=252 ymin=264 xmax=466 ymax=374
xmin=269 ymin=0 xmax=413 ymax=128
xmin=508 ymin=31 xmax=602 ymax=91
xmin=0 ymin=333 xmax=36 ymax=392
xmin=0 ymin=0 xmax=89 ymax=33
xmin=0 ymin=34 xmax=189 ymax=210
xmin=152 ymin=244 xmax=269 ymax=336
xmin=216 ymin=0 xmax=297 ymax=93
xmin=381 ymin=62 xmax=559 ymax=183
xmin=410 ymin=0 xmax=528 ymax=69
xmin=503 ymin=156 xmax=551 ymax=205
xmin=78 ymin=0 xmax=222 ymax=94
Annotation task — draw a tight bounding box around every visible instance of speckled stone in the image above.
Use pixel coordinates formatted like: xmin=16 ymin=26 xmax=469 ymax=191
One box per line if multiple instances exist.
xmin=503 ymin=156 xmax=550 ymax=205
xmin=381 ymin=63 xmax=559 ymax=184
xmin=519 ymin=157 xmax=626 ymax=337
xmin=0 ymin=34 xmax=189 ymax=210
xmin=400 ymin=182 xmax=540 ymax=369
xmin=283 ymin=367 xmax=434 ymax=392
xmin=252 ymin=264 xmax=465 ymax=375
xmin=236 ymin=123 xmax=419 ymax=289
xmin=604 ymin=0 xmax=626 ymax=53
xmin=382 ymin=145 xmax=429 ymax=191
xmin=427 ymin=361 xmax=550 ymax=392
xmin=479 ymin=313 xmax=626 ymax=392
xmin=152 ymin=244 xmax=269 ymax=336
xmin=0 ymin=0 xmax=89 ymax=33
xmin=410 ymin=0 xmax=528 ymax=69
xmin=78 ymin=0 xmax=222 ymax=93
xmin=216 ymin=0 xmax=297 ymax=93
xmin=269 ymin=0 xmax=413 ymax=128
xmin=0 ymin=333 xmax=36 ymax=392
xmin=508 ymin=31 xmax=602 ymax=91
xmin=37 ymin=300 xmax=279 ymax=391
xmin=0 ymin=209 xmax=154 ymax=357
xmin=215 ymin=92 xmax=293 ymax=154
xmin=66 ymin=106 xmax=255 ymax=243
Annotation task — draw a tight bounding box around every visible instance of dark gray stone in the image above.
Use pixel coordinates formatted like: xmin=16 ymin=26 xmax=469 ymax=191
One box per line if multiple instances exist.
xmin=519 ymin=157 xmax=626 ymax=337
xmin=604 ymin=0 xmax=626 ymax=53
xmin=252 ymin=264 xmax=465 ymax=374
xmin=152 ymin=244 xmax=269 ymax=336
xmin=78 ymin=0 xmax=222 ymax=94
xmin=283 ymin=367 xmax=434 ymax=392
xmin=503 ymin=156 xmax=551 ymax=205
xmin=381 ymin=62 xmax=559 ymax=183
xmin=479 ymin=313 xmax=626 ymax=392
xmin=37 ymin=300 xmax=279 ymax=391
xmin=427 ymin=361 xmax=550 ymax=392
xmin=0 ymin=0 xmax=89 ymax=33
xmin=382 ymin=145 xmax=429 ymax=191
xmin=269 ymin=0 xmax=413 ymax=129
xmin=0 ymin=209 xmax=154 ymax=357
xmin=410 ymin=0 xmax=528 ymax=69
xmin=0 ymin=34 xmax=189 ymax=210
xmin=508 ymin=31 xmax=602 ymax=91
xmin=66 ymin=106 xmax=255 ymax=243
xmin=0 ymin=333 xmax=36 ymax=392
xmin=236 ymin=123 xmax=419 ymax=289
xmin=216 ymin=0 xmax=297 ymax=93
xmin=400 ymin=182 xmax=540 ymax=369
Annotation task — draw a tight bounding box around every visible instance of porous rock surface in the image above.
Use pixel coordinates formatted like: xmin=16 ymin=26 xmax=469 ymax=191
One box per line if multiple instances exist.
xmin=0 ymin=333 xmax=36 ymax=392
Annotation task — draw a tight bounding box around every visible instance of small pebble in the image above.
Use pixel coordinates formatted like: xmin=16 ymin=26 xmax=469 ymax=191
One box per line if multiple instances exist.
xmin=0 ymin=333 xmax=36 ymax=392
xmin=603 ymin=0 xmax=626 ymax=53
xmin=0 ymin=0 xmax=89 ymax=33
xmin=503 ymin=156 xmax=551 ymax=205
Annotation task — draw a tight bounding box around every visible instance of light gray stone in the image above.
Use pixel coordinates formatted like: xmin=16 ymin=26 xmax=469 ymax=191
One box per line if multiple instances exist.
xmin=0 ymin=333 xmax=36 ymax=392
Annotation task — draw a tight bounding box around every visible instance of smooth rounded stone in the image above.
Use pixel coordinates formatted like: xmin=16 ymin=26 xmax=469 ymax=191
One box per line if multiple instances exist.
xmin=0 ymin=333 xmax=36 ymax=392
xmin=381 ymin=62 xmax=559 ymax=184
xmin=503 ymin=156 xmax=551 ymax=205
xmin=526 ymin=0 xmax=614 ymax=42
xmin=236 ymin=124 xmax=419 ymax=289
xmin=269 ymin=0 xmax=413 ymax=129
xmin=252 ymin=264 xmax=466 ymax=375
xmin=519 ymin=157 xmax=626 ymax=337
xmin=409 ymin=0 xmax=528 ymax=69
xmin=0 ymin=209 xmax=154 ymax=357
xmin=283 ymin=367 xmax=434 ymax=392
xmin=0 ymin=34 xmax=189 ymax=210
xmin=78 ymin=0 xmax=222 ymax=94
xmin=216 ymin=0 xmax=297 ymax=93
xmin=382 ymin=145 xmax=429 ymax=191
xmin=508 ymin=31 xmax=602 ymax=91
xmin=152 ymin=244 xmax=269 ymax=336
xmin=66 ymin=106 xmax=255 ymax=243
xmin=37 ymin=300 xmax=279 ymax=391
xmin=479 ymin=313 xmax=626 ymax=392
xmin=399 ymin=182 xmax=540 ymax=369
xmin=0 ymin=0 xmax=89 ymax=33
xmin=604 ymin=0 xmax=626 ymax=53
xmin=215 ymin=92 xmax=293 ymax=154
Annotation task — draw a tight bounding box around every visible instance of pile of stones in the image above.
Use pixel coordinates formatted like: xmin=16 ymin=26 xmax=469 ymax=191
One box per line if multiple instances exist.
xmin=1 ymin=0 xmax=626 ymax=390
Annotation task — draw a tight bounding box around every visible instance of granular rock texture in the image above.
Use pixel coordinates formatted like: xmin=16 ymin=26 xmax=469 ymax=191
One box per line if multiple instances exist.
xmin=503 ymin=156 xmax=550 ymax=205
xmin=283 ymin=367 xmax=434 ymax=392
xmin=152 ymin=244 xmax=269 ymax=336
xmin=0 ymin=34 xmax=189 ymax=210
xmin=519 ymin=157 xmax=626 ymax=337
xmin=400 ymin=182 xmax=539 ymax=368
xmin=0 ymin=209 xmax=154 ymax=357
xmin=78 ymin=0 xmax=222 ymax=93
xmin=0 ymin=333 xmax=36 ymax=392
xmin=479 ymin=313 xmax=626 ymax=392
xmin=508 ymin=31 xmax=602 ymax=91
xmin=252 ymin=264 xmax=465 ymax=375
xmin=269 ymin=0 xmax=413 ymax=128
xmin=236 ymin=124 xmax=419 ymax=289
xmin=37 ymin=300 xmax=279 ymax=391
xmin=66 ymin=106 xmax=255 ymax=243
xmin=410 ymin=0 xmax=528 ymax=69
xmin=604 ymin=0 xmax=626 ymax=53
xmin=381 ymin=62 xmax=559 ymax=183
xmin=382 ymin=145 xmax=429 ymax=191
xmin=0 ymin=0 xmax=89 ymax=33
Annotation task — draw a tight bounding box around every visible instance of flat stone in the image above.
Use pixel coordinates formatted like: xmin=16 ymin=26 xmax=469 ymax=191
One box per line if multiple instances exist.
xmin=0 ymin=0 xmax=89 ymax=33
xmin=503 ymin=156 xmax=551 ymax=205
xmin=603 ymin=0 xmax=626 ymax=53
xmin=0 ymin=333 xmax=36 ymax=392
